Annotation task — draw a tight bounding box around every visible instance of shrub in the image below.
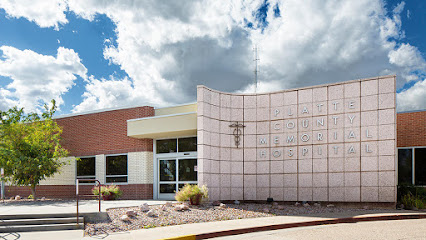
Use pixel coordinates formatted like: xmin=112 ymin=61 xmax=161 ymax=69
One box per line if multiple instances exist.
xmin=401 ymin=193 xmax=425 ymax=209
xmin=175 ymin=184 xmax=208 ymax=204
xmin=397 ymin=183 xmax=426 ymax=209
xmin=92 ymin=185 xmax=123 ymax=200
xmin=27 ymin=194 xmax=34 ymax=199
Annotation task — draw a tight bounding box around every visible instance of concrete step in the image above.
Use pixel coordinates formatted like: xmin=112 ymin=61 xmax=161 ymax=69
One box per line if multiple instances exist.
xmin=0 ymin=223 xmax=84 ymax=232
xmin=0 ymin=213 xmax=78 ymax=220
xmin=0 ymin=217 xmax=84 ymax=226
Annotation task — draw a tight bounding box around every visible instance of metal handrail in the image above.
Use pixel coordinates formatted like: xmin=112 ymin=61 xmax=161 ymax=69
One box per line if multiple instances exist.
xmin=76 ymin=179 xmax=101 ymax=225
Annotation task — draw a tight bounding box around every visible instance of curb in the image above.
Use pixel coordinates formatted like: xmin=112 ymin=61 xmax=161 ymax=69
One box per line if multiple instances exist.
xmin=160 ymin=213 xmax=426 ymax=240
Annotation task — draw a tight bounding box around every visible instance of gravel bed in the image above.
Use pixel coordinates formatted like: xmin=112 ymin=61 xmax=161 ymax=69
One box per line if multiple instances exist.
xmin=85 ymin=203 xmax=381 ymax=236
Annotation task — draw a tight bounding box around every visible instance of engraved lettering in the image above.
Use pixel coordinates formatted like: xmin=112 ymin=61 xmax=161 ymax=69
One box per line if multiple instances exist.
xmin=287 ymin=135 xmax=295 ymax=143
xmin=274 ymin=123 xmax=281 ymax=130
xmin=318 ymin=147 xmax=322 ymax=155
xmin=333 ymin=146 xmax=339 ymax=154
xmin=302 ymin=147 xmax=308 ymax=156
xmin=366 ymin=144 xmax=372 ymax=153
xmin=274 ymin=109 xmax=280 ymax=117
xmin=348 ymin=101 xmax=355 ymax=109
xmin=333 ymin=101 xmax=339 ymax=110
xmin=302 ymin=106 xmax=309 ymax=114
xmin=348 ymin=131 xmax=356 ymax=139
xmin=286 ymin=121 xmax=295 ymax=129
xmin=348 ymin=145 xmax=355 ymax=154
xmin=301 ymin=134 xmax=310 ymax=142
xmin=333 ymin=116 xmax=338 ymax=125
xmin=317 ymin=103 xmax=323 ymax=112
xmin=317 ymin=118 xmax=324 ymax=127
xmin=348 ymin=115 xmax=355 ymax=124
xmin=259 ymin=138 xmax=267 ymax=145
xmin=317 ymin=132 xmax=323 ymax=141
xmin=334 ymin=131 xmax=338 ymax=140
xmin=259 ymin=150 xmax=267 ymax=158
xmin=272 ymin=150 xmax=281 ymax=158
xmin=366 ymin=129 xmax=372 ymax=138
xmin=288 ymin=148 xmax=294 ymax=157
xmin=302 ymin=119 xmax=309 ymax=128
xmin=274 ymin=136 xmax=279 ymax=144
xmin=288 ymin=107 xmax=293 ymax=116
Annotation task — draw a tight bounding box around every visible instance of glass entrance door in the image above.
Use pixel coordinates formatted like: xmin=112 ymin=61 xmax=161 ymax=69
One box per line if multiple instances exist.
xmin=158 ymin=158 xmax=197 ymax=199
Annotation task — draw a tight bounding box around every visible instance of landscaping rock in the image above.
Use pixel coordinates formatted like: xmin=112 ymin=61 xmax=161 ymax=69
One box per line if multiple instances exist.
xmin=41 ymin=197 xmax=46 ymax=201
xmin=212 ymin=200 xmax=221 ymax=206
xmin=160 ymin=205 xmax=167 ymax=211
xmin=165 ymin=202 xmax=173 ymax=207
xmin=219 ymin=203 xmax=227 ymax=208
xmin=234 ymin=200 xmax=240 ymax=205
xmin=363 ymin=205 xmax=370 ymax=210
xmin=272 ymin=202 xmax=279 ymax=206
xmin=303 ymin=203 xmax=310 ymax=207
xmin=9 ymin=197 xmax=14 ymax=201
xmin=140 ymin=203 xmax=149 ymax=212
xmin=327 ymin=204 xmax=335 ymax=208
xmin=120 ymin=215 xmax=130 ymax=222
xmin=314 ymin=203 xmax=321 ymax=207
xmin=14 ymin=195 xmax=21 ymax=201
xmin=147 ymin=209 xmax=157 ymax=217
xmin=294 ymin=202 xmax=301 ymax=206
xmin=263 ymin=208 xmax=270 ymax=213
xmin=126 ymin=210 xmax=136 ymax=217
xmin=174 ymin=204 xmax=189 ymax=211
xmin=277 ymin=205 xmax=285 ymax=210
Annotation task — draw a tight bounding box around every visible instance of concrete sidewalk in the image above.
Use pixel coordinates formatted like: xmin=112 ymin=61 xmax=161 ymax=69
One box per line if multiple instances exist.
xmin=0 ymin=200 xmax=172 ymax=215
xmin=9 ymin=209 xmax=424 ymax=240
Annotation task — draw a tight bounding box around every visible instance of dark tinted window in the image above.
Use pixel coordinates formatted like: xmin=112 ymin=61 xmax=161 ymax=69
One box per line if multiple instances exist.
xmin=398 ymin=149 xmax=412 ymax=184
xmin=178 ymin=137 xmax=197 ymax=152
xmin=106 ymin=155 xmax=127 ymax=183
xmin=77 ymin=157 xmax=95 ymax=178
xmin=178 ymin=159 xmax=197 ymax=181
xmin=415 ymin=148 xmax=426 ymax=185
xmin=157 ymin=139 xmax=177 ymax=153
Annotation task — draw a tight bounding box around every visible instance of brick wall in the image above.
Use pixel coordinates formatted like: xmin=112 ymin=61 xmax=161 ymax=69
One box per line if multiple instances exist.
xmin=56 ymin=106 xmax=155 ymax=156
xmin=397 ymin=111 xmax=426 ymax=147
xmin=6 ymin=184 xmax=153 ymax=200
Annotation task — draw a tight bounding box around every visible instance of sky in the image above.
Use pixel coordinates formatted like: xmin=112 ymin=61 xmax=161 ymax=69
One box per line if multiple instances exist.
xmin=0 ymin=0 xmax=425 ymax=115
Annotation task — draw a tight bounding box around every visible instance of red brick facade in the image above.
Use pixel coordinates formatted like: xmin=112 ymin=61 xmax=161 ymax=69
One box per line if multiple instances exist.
xmin=56 ymin=106 xmax=155 ymax=156
xmin=6 ymin=184 xmax=153 ymax=200
xmin=397 ymin=111 xmax=426 ymax=147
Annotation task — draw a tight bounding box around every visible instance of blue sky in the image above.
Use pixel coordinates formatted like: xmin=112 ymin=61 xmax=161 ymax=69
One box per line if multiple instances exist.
xmin=0 ymin=0 xmax=425 ymax=115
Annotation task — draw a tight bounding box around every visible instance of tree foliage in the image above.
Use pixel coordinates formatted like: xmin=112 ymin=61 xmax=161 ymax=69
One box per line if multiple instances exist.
xmin=0 ymin=100 xmax=69 ymax=199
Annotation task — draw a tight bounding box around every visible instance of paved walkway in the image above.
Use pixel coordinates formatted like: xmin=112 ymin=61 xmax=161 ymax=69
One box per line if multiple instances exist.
xmin=0 ymin=201 xmax=424 ymax=240
xmin=0 ymin=200 xmax=172 ymax=215
xmin=8 ymin=210 xmax=424 ymax=240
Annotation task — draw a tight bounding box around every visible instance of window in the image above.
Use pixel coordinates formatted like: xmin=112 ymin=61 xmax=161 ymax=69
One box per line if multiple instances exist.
xmin=398 ymin=149 xmax=412 ymax=184
xmin=156 ymin=137 xmax=197 ymax=154
xmin=76 ymin=157 xmax=96 ymax=183
xmin=106 ymin=155 xmax=128 ymax=183
xmin=415 ymin=148 xmax=426 ymax=185
xmin=398 ymin=147 xmax=426 ymax=186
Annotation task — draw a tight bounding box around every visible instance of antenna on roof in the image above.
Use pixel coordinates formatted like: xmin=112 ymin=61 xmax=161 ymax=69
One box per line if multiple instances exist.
xmin=253 ymin=44 xmax=260 ymax=93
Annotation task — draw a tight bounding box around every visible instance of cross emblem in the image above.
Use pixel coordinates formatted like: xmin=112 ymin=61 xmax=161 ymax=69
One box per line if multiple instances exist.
xmin=229 ymin=121 xmax=245 ymax=148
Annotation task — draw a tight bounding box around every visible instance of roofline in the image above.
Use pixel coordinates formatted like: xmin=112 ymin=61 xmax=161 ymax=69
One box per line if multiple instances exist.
xmin=397 ymin=109 xmax=426 ymax=114
xmin=54 ymin=101 xmax=198 ymax=119
xmin=54 ymin=104 xmax=153 ymax=119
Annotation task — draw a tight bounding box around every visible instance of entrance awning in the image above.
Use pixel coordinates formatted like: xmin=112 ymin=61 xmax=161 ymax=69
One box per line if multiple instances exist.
xmin=127 ymin=112 xmax=197 ymax=139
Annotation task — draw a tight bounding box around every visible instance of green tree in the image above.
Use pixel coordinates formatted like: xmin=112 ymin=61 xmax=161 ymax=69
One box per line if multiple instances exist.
xmin=0 ymin=100 xmax=70 ymax=200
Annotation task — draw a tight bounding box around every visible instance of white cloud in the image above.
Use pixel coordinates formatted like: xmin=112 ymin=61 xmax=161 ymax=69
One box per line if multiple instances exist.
xmin=0 ymin=46 xmax=87 ymax=112
xmin=0 ymin=0 xmax=68 ymax=30
xmin=1 ymin=0 xmax=425 ymax=113
xmin=397 ymin=79 xmax=426 ymax=112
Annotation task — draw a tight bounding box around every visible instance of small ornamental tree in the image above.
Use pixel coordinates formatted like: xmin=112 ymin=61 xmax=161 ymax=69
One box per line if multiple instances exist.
xmin=0 ymin=100 xmax=70 ymax=200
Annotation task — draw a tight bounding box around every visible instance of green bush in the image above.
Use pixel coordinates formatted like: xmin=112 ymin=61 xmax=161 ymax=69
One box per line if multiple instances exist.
xmin=175 ymin=184 xmax=208 ymax=204
xmin=27 ymin=194 xmax=34 ymax=199
xmin=92 ymin=185 xmax=123 ymax=200
xmin=401 ymin=193 xmax=425 ymax=209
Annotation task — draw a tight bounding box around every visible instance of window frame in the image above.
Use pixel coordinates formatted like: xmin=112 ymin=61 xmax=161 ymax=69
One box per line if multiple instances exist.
xmin=156 ymin=137 xmax=198 ymax=155
xmin=398 ymin=146 xmax=426 ymax=187
xmin=105 ymin=153 xmax=129 ymax=185
xmin=76 ymin=156 xmax=96 ymax=185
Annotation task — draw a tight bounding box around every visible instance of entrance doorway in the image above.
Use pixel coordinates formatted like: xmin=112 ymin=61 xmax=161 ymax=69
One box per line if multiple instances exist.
xmin=154 ymin=137 xmax=197 ymax=200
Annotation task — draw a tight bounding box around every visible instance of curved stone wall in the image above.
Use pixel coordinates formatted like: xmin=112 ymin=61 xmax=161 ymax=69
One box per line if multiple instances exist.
xmin=197 ymin=75 xmax=396 ymax=203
